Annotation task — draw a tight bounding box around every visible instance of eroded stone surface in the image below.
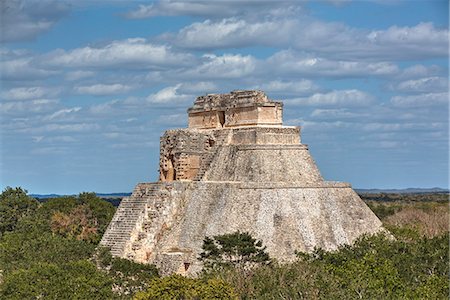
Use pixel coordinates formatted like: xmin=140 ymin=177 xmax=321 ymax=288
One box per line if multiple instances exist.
xmin=100 ymin=90 xmax=384 ymax=276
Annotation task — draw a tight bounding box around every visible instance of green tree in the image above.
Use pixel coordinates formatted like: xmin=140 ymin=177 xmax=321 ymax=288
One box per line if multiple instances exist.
xmin=0 ymin=187 xmax=39 ymax=236
xmin=199 ymin=231 xmax=270 ymax=271
xmin=133 ymin=274 xmax=237 ymax=300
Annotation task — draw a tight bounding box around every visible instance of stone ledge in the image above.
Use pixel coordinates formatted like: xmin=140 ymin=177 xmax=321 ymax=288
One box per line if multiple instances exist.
xmin=239 ymin=181 xmax=351 ymax=189
xmin=236 ymin=144 xmax=308 ymax=150
xmin=133 ymin=181 xmax=351 ymax=189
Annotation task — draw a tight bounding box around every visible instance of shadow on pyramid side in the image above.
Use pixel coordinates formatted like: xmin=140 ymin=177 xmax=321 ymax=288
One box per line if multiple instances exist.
xmin=100 ymin=90 xmax=384 ymax=276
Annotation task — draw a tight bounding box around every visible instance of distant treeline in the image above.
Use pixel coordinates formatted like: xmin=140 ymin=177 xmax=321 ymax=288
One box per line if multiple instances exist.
xmin=359 ymin=192 xmax=449 ymax=202
xmin=35 ymin=196 xmax=124 ymax=207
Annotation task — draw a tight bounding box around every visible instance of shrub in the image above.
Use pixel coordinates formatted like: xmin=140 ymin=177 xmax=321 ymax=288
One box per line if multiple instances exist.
xmin=199 ymin=231 xmax=270 ymax=271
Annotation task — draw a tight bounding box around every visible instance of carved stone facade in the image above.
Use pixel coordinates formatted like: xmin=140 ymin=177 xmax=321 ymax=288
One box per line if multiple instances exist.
xmin=100 ymin=90 xmax=384 ymax=276
xmin=188 ymin=90 xmax=282 ymax=129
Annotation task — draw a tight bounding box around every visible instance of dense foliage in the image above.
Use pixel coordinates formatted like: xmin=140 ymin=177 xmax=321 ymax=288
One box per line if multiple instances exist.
xmin=0 ymin=187 xmax=159 ymax=299
xmin=1 ymin=261 xmax=114 ymax=300
xmin=0 ymin=187 xmax=448 ymax=299
xmin=133 ymin=274 xmax=237 ymax=300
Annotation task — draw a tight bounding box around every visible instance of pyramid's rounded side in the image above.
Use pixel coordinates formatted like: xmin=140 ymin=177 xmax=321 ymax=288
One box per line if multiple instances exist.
xmin=152 ymin=182 xmax=384 ymax=272
xmin=204 ymin=144 xmax=324 ymax=184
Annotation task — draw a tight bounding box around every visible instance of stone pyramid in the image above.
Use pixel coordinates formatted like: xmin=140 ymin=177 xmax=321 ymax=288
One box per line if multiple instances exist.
xmin=100 ymin=90 xmax=384 ymax=275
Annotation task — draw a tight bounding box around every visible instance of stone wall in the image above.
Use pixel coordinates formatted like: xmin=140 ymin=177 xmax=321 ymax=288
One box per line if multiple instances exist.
xmin=231 ymin=126 xmax=300 ymax=145
xmin=159 ymin=129 xmax=216 ymax=181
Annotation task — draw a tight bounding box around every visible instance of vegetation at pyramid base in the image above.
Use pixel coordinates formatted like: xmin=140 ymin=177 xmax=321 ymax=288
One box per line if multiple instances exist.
xmin=199 ymin=231 xmax=271 ymax=271
xmin=201 ymin=231 xmax=448 ymax=300
xmin=133 ymin=275 xmax=237 ymax=300
xmin=200 ymin=199 xmax=449 ymax=300
xmin=0 ymin=186 xmax=448 ymax=299
xmin=1 ymin=261 xmax=114 ymax=299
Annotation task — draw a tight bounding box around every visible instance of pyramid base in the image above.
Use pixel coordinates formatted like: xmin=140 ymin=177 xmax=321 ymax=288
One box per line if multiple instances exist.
xmin=101 ymin=181 xmax=384 ymax=275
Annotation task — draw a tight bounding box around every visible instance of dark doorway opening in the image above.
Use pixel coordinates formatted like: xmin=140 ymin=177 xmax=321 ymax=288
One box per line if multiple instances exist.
xmin=218 ymin=111 xmax=225 ymax=127
xmin=184 ymin=262 xmax=190 ymax=272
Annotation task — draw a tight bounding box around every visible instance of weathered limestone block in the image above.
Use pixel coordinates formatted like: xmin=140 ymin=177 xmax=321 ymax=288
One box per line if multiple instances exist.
xmin=100 ymin=90 xmax=384 ymax=276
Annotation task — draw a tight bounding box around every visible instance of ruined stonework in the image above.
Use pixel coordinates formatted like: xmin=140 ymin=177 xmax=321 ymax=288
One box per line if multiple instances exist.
xmin=100 ymin=90 xmax=384 ymax=275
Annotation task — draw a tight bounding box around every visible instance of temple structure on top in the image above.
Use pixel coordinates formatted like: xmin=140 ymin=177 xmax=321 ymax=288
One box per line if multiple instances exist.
xmin=188 ymin=90 xmax=282 ymax=129
xmin=101 ymin=90 xmax=384 ymax=276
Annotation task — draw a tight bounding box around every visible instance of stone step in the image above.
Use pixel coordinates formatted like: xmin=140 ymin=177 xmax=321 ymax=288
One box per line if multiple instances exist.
xmin=100 ymin=183 xmax=164 ymax=257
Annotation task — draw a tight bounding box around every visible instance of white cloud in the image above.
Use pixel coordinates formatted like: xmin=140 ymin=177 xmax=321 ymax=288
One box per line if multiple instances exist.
xmin=43 ymin=107 xmax=82 ymax=121
xmin=169 ymin=16 xmax=448 ymax=60
xmin=44 ymin=38 xmax=194 ymax=69
xmin=146 ymin=85 xmax=191 ymax=104
xmin=296 ymin=120 xmax=353 ymax=131
xmin=21 ymin=123 xmax=100 ymax=133
xmin=366 ymin=22 xmax=448 ymax=58
xmin=65 ymin=71 xmax=95 ymax=81
xmin=310 ymin=108 xmax=368 ymax=119
xmin=391 ymin=92 xmax=448 ymax=107
xmin=391 ymin=77 xmax=448 ymax=93
xmin=171 ymin=17 xmax=296 ymax=50
xmin=0 ymin=87 xmax=56 ymax=101
xmin=32 ymin=136 xmax=44 ymax=143
xmin=361 ymin=122 xmax=445 ymax=132
xmin=177 ymin=81 xmax=218 ymax=94
xmin=0 ymin=99 xmax=59 ymax=113
xmin=1 ymin=0 xmax=69 ymax=42
xmin=184 ymin=54 xmax=256 ymax=79
xmin=48 ymin=136 xmax=78 ymax=143
xmin=75 ymin=84 xmax=133 ymax=96
xmin=88 ymin=100 xmax=120 ymax=115
xmin=32 ymin=135 xmax=78 ymax=143
xmin=30 ymin=146 xmax=68 ymax=155
xmin=104 ymin=132 xmax=121 ymax=139
xmin=125 ymin=1 xmax=301 ymax=19
xmin=155 ymin=113 xmax=187 ymax=126
xmin=0 ymin=58 xmax=57 ymax=80
xmin=266 ymin=50 xmax=399 ymax=78
xmin=397 ymin=64 xmax=442 ymax=79
xmin=325 ymin=0 xmax=352 ymax=6
xmin=256 ymin=80 xmax=320 ymax=95
xmin=286 ymin=90 xmax=375 ymax=107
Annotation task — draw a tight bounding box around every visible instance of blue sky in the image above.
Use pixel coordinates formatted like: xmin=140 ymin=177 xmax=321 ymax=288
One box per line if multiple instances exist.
xmin=0 ymin=0 xmax=448 ymax=194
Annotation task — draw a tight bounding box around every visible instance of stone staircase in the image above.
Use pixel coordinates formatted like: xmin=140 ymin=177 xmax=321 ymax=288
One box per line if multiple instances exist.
xmin=100 ymin=183 xmax=161 ymax=257
xmin=193 ymin=130 xmax=229 ymax=181
xmin=125 ymin=184 xmax=174 ymax=261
